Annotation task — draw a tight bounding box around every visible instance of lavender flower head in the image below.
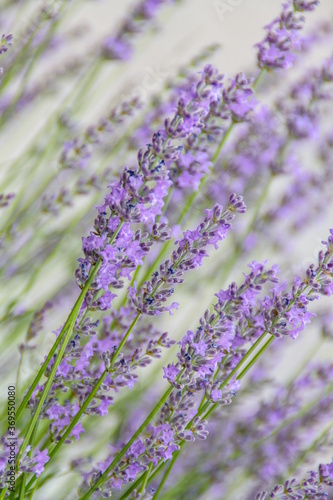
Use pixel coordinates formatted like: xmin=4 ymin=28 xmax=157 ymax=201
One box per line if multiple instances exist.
xmin=0 ymin=33 xmax=13 ymax=55
xmin=256 ymin=1 xmax=316 ymax=70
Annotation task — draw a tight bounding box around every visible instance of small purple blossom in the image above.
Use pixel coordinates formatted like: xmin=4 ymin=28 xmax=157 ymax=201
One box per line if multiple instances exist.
xmin=0 ymin=33 xmax=13 ymax=55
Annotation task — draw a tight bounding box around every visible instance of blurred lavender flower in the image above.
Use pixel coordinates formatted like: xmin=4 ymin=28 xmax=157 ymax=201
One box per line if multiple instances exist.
xmin=0 ymin=33 xmax=13 ymax=55
xmin=256 ymin=462 xmax=333 ymax=499
xmin=256 ymin=1 xmax=314 ymax=70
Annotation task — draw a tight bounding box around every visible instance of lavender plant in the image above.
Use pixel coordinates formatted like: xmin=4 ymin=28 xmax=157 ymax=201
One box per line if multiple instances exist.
xmin=1 ymin=1 xmax=333 ymax=499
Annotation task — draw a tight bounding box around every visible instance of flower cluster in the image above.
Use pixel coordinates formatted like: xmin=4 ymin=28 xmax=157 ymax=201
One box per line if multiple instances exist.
xmin=129 ymin=196 xmax=246 ymax=316
xmin=256 ymin=1 xmax=316 ymax=70
xmin=79 ymin=261 xmax=279 ymax=494
xmin=256 ymin=462 xmax=333 ymax=499
xmin=75 ymin=64 xmax=233 ymax=308
xmin=0 ymin=193 xmax=14 ymax=209
xmin=0 ymin=34 xmax=13 ymax=56
xmin=80 ymin=228 xmax=333 ymax=497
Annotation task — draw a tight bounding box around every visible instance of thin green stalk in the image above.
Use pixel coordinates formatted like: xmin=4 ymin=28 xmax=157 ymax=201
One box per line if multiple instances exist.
xmin=140 ymin=463 xmax=154 ymax=498
xmin=0 ymin=486 xmax=8 ymax=500
xmin=15 ymin=257 xmax=100 ymax=421
xmin=48 ymin=313 xmax=140 ymax=456
xmin=15 ymin=351 xmax=24 ymax=393
xmin=16 ymin=221 xmax=124 ymax=421
xmin=238 ymin=336 xmax=275 ymax=381
xmin=16 ymin=311 xmax=82 ymax=469
xmin=79 ymin=380 xmax=181 ymax=500
xmin=286 ymin=339 xmax=323 ymax=387
xmin=152 ymin=449 xmax=182 ymax=500
xmin=17 ymin=421 xmax=40 ymax=500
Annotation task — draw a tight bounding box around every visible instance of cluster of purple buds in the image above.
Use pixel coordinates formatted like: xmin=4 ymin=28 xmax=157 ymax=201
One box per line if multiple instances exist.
xmin=0 ymin=33 xmax=13 ymax=55
xmin=171 ymin=70 xmax=255 ymax=198
xmin=129 ymin=195 xmax=246 ymax=316
xmin=256 ymin=462 xmax=333 ymax=499
xmin=256 ymin=1 xmax=316 ymax=70
xmin=79 ymin=261 xmax=279 ymax=495
xmin=0 ymin=192 xmax=15 ymax=208
xmin=0 ymin=435 xmax=49 ymax=485
xmin=219 ymin=72 xmax=255 ymax=123
xmin=75 ymin=64 xmax=234 ymax=308
xmin=293 ymin=0 xmax=320 ymax=11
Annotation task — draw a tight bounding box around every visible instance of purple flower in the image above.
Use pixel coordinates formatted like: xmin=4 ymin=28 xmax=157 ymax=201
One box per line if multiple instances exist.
xmin=129 ymin=197 xmax=244 ymax=316
xmin=102 ymin=37 xmax=133 ymax=61
xmin=0 ymin=33 xmax=13 ymax=55
xmin=163 ymin=363 xmax=180 ymax=383
xmin=256 ymin=2 xmax=318 ymax=70
xmin=30 ymin=449 xmax=49 ymax=477
xmin=294 ymin=0 xmax=319 ymax=11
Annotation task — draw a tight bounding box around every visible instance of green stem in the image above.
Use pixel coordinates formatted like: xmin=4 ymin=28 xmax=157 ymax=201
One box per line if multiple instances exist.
xmin=15 ymin=221 xmax=123 ymax=422
xmin=286 ymin=339 xmax=323 ymax=387
xmin=18 ymin=421 xmax=40 ymax=500
xmin=79 ymin=382 xmax=179 ymax=500
xmin=16 ymin=263 xmax=98 ymax=422
xmin=202 ymin=335 xmax=274 ymax=422
xmin=50 ymin=313 xmax=140 ymax=455
xmin=140 ymin=463 xmax=154 ymax=498
xmin=15 ymin=351 xmax=24 ymax=393
xmin=238 ymin=336 xmax=275 ymax=381
xmin=152 ymin=449 xmax=181 ymax=499
xmin=24 ymin=311 xmax=140 ymax=492
xmin=120 ymin=462 xmax=166 ymax=500
xmin=0 ymin=486 xmax=8 ymax=500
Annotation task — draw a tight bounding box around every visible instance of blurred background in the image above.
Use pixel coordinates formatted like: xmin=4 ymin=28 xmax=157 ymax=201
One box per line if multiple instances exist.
xmin=1 ymin=1 xmax=333 ymax=498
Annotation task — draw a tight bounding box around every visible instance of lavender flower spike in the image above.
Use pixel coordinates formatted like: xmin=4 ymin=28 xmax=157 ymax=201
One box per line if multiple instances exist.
xmin=256 ymin=1 xmax=318 ymax=70
xmin=0 ymin=33 xmax=13 ymax=55
xmin=256 ymin=462 xmax=333 ymax=499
